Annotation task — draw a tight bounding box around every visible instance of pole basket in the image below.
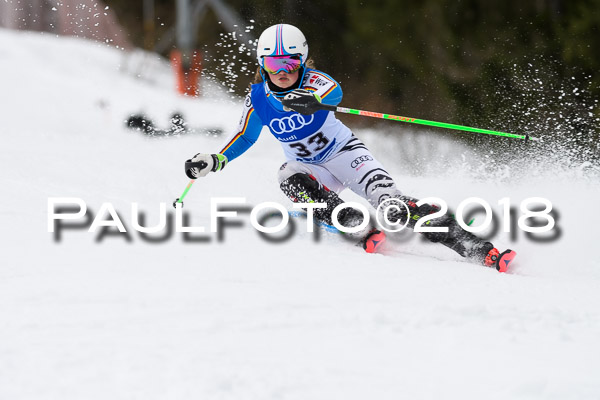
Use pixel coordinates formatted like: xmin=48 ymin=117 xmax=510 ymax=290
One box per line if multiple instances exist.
xmin=170 ymin=49 xmax=202 ymax=97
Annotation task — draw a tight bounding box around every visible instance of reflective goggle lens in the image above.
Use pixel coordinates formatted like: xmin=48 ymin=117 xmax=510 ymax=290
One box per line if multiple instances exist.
xmin=262 ymin=55 xmax=302 ymax=74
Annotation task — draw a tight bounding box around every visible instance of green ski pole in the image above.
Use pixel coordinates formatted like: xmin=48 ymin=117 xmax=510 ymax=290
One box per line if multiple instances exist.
xmin=172 ymin=179 xmax=195 ymax=208
xmin=315 ymin=103 xmax=538 ymax=141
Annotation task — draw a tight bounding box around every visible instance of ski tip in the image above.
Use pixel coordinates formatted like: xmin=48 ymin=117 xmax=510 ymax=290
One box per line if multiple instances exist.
xmin=363 ymin=230 xmax=386 ymax=253
xmin=496 ymin=249 xmax=517 ymax=273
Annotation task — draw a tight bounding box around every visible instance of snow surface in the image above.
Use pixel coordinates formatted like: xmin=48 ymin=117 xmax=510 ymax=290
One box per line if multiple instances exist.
xmin=1 ymin=29 xmax=599 ymax=400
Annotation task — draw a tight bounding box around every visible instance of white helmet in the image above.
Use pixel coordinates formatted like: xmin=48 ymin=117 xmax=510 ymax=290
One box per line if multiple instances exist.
xmin=256 ymin=24 xmax=308 ymax=67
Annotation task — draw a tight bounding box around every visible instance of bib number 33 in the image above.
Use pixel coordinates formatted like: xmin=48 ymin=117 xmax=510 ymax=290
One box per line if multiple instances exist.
xmin=289 ymin=132 xmax=329 ymax=157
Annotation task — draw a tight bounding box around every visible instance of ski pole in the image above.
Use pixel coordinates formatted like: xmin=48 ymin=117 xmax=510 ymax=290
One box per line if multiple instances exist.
xmin=172 ymin=179 xmax=195 ymax=208
xmin=315 ymin=103 xmax=538 ymax=142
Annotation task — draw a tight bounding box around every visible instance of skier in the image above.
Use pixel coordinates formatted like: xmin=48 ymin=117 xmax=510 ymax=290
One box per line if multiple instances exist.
xmin=185 ymin=23 xmax=516 ymax=272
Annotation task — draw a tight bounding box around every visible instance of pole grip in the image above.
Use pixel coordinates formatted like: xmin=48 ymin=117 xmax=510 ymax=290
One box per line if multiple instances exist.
xmin=184 ymin=160 xmax=208 ymax=170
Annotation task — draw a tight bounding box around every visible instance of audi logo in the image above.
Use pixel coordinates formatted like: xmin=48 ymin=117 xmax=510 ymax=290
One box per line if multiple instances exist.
xmin=269 ymin=114 xmax=315 ymax=134
xmin=351 ymin=155 xmax=373 ymax=168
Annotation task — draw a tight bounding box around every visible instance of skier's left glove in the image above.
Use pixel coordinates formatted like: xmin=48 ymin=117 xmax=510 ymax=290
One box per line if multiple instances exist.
xmin=185 ymin=153 xmax=228 ymax=179
xmin=282 ymin=89 xmax=325 ymax=115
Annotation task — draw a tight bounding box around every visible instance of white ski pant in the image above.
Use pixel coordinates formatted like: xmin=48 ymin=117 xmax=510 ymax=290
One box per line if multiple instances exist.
xmin=278 ymin=135 xmax=402 ymax=208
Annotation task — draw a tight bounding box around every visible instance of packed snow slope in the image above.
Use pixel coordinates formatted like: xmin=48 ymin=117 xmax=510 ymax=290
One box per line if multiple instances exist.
xmin=1 ymin=29 xmax=599 ymax=400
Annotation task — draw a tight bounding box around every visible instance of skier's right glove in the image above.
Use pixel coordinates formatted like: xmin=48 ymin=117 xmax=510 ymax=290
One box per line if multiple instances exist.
xmin=282 ymin=89 xmax=325 ymax=115
xmin=185 ymin=153 xmax=228 ymax=179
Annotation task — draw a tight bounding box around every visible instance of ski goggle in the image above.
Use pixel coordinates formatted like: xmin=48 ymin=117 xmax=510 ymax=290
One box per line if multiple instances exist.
xmin=261 ymin=55 xmax=303 ymax=74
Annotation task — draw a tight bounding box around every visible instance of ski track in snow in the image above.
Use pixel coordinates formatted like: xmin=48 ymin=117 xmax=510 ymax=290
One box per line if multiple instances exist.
xmin=1 ymin=29 xmax=599 ymax=400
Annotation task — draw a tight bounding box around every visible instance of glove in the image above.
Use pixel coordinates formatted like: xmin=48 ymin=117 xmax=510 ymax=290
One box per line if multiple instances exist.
xmin=185 ymin=153 xmax=228 ymax=179
xmin=282 ymin=89 xmax=326 ymax=115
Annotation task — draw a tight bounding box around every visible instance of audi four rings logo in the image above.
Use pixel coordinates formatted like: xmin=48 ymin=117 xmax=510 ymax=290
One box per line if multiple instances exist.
xmin=269 ymin=114 xmax=315 ymax=134
xmin=351 ymin=155 xmax=373 ymax=168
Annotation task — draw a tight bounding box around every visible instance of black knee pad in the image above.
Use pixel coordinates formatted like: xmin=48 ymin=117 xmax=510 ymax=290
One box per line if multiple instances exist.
xmin=280 ymin=173 xmax=344 ymax=226
xmin=280 ymin=173 xmax=370 ymax=233
xmin=280 ymin=173 xmax=332 ymax=202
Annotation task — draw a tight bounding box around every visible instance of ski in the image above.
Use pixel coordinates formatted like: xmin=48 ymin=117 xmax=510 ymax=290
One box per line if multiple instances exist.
xmin=272 ymin=211 xmax=515 ymax=272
